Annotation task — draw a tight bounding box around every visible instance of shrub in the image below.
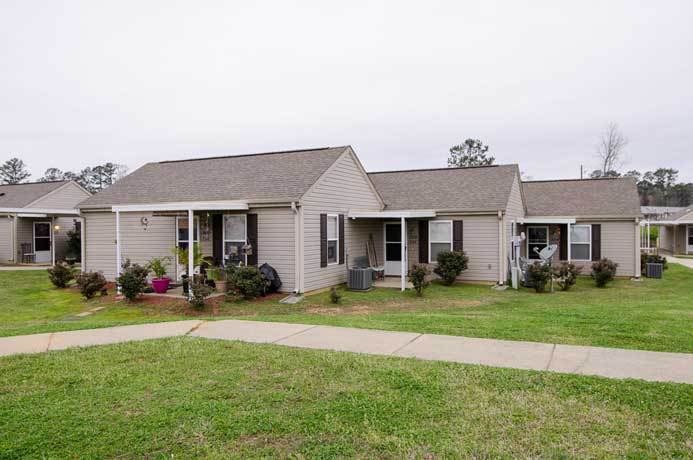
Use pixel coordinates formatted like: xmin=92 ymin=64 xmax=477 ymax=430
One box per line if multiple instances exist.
xmin=552 ymin=262 xmax=580 ymax=291
xmin=641 ymin=253 xmax=668 ymax=275
xmin=189 ymin=280 xmax=213 ymax=310
xmin=76 ymin=271 xmax=108 ymax=299
xmin=527 ymin=262 xmax=552 ymax=293
xmin=116 ymin=259 xmax=151 ymax=301
xmin=227 ymin=264 xmax=266 ymax=299
xmin=409 ymin=264 xmax=430 ymax=296
xmin=591 ymin=258 xmax=618 ymax=288
xmin=149 ymin=256 xmax=171 ymax=279
xmin=433 ymin=250 xmax=469 ymax=285
xmin=329 ymin=286 xmax=342 ymax=304
xmin=47 ymin=262 xmax=75 ymax=288
xmin=66 ymin=228 xmax=81 ymax=261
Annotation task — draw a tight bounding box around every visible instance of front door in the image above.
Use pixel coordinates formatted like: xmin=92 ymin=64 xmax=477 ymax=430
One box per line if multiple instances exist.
xmin=688 ymin=225 xmax=693 ymax=254
xmin=384 ymin=222 xmax=402 ymax=275
xmin=33 ymin=222 xmax=51 ymax=263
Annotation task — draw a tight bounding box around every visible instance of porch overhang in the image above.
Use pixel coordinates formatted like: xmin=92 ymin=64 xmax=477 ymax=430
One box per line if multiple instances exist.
xmin=0 ymin=207 xmax=80 ymax=217
xmin=650 ymin=220 xmax=693 ymax=225
xmin=518 ymin=217 xmax=576 ymax=225
xmin=348 ymin=210 xmax=436 ymax=219
xmin=111 ymin=200 xmax=249 ymax=213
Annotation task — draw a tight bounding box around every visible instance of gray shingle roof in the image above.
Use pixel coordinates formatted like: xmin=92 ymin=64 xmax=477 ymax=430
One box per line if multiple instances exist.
xmin=522 ymin=178 xmax=641 ymax=217
xmin=79 ymin=147 xmax=349 ymax=208
xmin=668 ymin=207 xmax=693 ymax=221
xmin=0 ymin=181 xmax=69 ymax=208
xmin=368 ymin=165 xmax=520 ymax=212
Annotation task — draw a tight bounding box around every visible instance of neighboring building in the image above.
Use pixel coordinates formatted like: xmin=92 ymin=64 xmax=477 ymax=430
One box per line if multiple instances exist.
xmin=656 ymin=207 xmax=693 ymax=255
xmin=641 ymin=206 xmax=688 ymax=222
xmin=76 ymin=146 xmax=643 ymax=292
xmin=0 ymin=181 xmax=91 ymax=264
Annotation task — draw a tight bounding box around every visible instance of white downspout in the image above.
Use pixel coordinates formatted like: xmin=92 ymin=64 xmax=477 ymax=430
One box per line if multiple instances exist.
xmin=10 ymin=215 xmax=16 ymax=263
xmin=115 ymin=210 xmax=121 ymax=293
xmin=401 ymin=216 xmax=406 ymax=291
xmin=51 ymin=216 xmax=56 ymax=266
xmin=291 ymin=202 xmax=302 ymax=294
xmin=497 ymin=211 xmax=504 ymax=284
xmin=188 ymin=209 xmax=194 ymax=299
xmin=567 ymin=223 xmax=572 ymax=263
xmin=80 ymin=216 xmax=86 ymax=273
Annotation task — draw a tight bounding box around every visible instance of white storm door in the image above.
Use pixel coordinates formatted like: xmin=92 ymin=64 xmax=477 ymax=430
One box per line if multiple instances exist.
xmin=384 ymin=222 xmax=402 ymax=276
xmin=34 ymin=222 xmax=52 ymax=263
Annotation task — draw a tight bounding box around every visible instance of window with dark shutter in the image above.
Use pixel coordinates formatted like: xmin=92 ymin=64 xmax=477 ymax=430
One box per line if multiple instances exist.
xmin=591 ymin=224 xmax=601 ymax=260
xmin=453 ymin=220 xmax=464 ymax=252
xmin=320 ymin=214 xmax=327 ymax=267
xmin=418 ymin=220 xmax=428 ymax=263
xmin=247 ymin=213 xmax=258 ymax=266
xmin=338 ymin=214 xmax=345 ymax=264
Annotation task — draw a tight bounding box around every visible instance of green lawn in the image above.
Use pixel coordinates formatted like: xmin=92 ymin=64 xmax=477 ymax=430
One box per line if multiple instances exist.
xmin=2 ymin=264 xmax=693 ymax=353
xmin=1 ymin=338 xmax=691 ymax=458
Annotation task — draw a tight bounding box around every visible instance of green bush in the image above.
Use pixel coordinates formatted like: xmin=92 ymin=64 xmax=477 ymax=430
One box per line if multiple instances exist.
xmin=552 ymin=262 xmax=580 ymax=291
xmin=47 ymin=262 xmax=75 ymax=288
xmin=66 ymin=228 xmax=81 ymax=262
xmin=189 ymin=281 xmax=213 ymax=310
xmin=76 ymin=271 xmax=108 ymax=299
xmin=591 ymin=258 xmax=618 ymax=288
xmin=408 ymin=264 xmax=430 ymax=296
xmin=433 ymin=250 xmax=469 ymax=285
xmin=227 ymin=264 xmax=266 ymax=299
xmin=329 ymin=286 xmax=342 ymax=304
xmin=527 ymin=262 xmax=552 ymax=293
xmin=116 ymin=259 xmax=151 ymax=301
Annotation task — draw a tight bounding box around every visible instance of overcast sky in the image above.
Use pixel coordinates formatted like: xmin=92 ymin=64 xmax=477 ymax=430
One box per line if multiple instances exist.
xmin=1 ymin=1 xmax=691 ymax=182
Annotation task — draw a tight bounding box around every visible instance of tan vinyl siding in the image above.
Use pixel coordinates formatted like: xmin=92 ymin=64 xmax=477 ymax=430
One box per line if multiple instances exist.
xmin=28 ymin=182 xmax=90 ymax=208
xmin=675 ymin=225 xmax=688 ymax=254
xmin=120 ymin=213 xmax=177 ymax=278
xmin=301 ymin=149 xmax=382 ymax=292
xmin=0 ymin=217 xmax=12 ymax=261
xmin=84 ymin=212 xmax=117 ymax=279
xmin=504 ymin=175 xmax=525 ymax=279
xmin=54 ymin=217 xmax=78 ymax=260
xmin=659 ymin=226 xmax=675 ymax=253
xmin=570 ymin=220 xmax=637 ymax=277
xmin=253 ymin=207 xmax=296 ymax=292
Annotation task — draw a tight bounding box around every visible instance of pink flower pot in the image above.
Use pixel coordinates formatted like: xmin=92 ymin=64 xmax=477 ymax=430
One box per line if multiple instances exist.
xmin=151 ymin=277 xmax=170 ymax=294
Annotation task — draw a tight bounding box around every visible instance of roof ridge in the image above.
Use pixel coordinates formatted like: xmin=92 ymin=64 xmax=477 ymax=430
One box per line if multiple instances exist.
xmin=368 ymin=164 xmax=517 ymax=175
xmin=158 ymin=146 xmax=348 ymax=165
xmin=0 ymin=180 xmax=68 ymax=187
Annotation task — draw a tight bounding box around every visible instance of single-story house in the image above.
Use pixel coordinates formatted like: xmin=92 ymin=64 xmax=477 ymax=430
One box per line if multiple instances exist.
xmin=656 ymin=207 xmax=693 ymax=255
xmin=76 ymin=146 xmax=643 ymax=292
xmin=0 ymin=180 xmax=91 ymax=264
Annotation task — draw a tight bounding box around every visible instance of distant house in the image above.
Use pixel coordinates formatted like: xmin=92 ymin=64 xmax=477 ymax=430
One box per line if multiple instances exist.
xmin=0 ymin=181 xmax=91 ymax=264
xmin=656 ymin=207 xmax=693 ymax=255
xmin=76 ymin=146 xmax=643 ymax=292
xmin=641 ymin=206 xmax=688 ymax=222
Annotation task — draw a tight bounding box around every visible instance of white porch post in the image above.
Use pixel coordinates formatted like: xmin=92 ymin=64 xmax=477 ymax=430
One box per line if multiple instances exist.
xmin=80 ymin=217 xmax=86 ymax=273
xmin=115 ymin=210 xmax=121 ymax=293
xmin=188 ymin=209 xmax=194 ymax=299
xmin=400 ymin=216 xmax=406 ymax=291
xmin=567 ymin=223 xmax=571 ymax=263
xmin=51 ymin=216 xmax=56 ymax=266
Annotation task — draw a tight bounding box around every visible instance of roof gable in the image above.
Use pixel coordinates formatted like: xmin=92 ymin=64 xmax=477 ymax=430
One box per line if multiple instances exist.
xmin=79 ymin=147 xmax=348 ymax=208
xmin=368 ymin=164 xmax=520 ymax=212
xmin=0 ymin=181 xmax=70 ymax=208
xmin=522 ymin=177 xmax=641 ymax=217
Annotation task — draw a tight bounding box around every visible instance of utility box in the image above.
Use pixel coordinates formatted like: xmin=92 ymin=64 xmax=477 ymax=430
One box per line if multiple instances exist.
xmin=646 ymin=263 xmax=663 ymax=279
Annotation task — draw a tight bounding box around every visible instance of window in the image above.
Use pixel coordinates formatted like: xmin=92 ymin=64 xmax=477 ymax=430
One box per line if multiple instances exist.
xmin=223 ymin=214 xmax=246 ymax=266
xmin=429 ymin=220 xmax=452 ymax=263
xmin=327 ymin=214 xmax=338 ymax=264
xmin=688 ymin=226 xmax=693 ymax=246
xmin=176 ymin=216 xmax=199 ymax=251
xmin=34 ymin=222 xmax=51 ymax=251
xmin=570 ymin=224 xmax=591 ymax=260
xmin=527 ymin=226 xmax=548 ymax=260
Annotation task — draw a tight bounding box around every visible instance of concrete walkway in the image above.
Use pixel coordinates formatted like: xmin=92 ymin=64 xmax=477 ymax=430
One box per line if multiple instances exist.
xmin=1 ymin=319 xmax=692 ymax=385
xmin=667 ymin=255 xmax=693 ymax=269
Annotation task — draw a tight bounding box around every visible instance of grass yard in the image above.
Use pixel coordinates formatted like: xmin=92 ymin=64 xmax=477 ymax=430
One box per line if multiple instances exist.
xmin=1 ymin=338 xmax=691 ymax=458
xmin=1 ymin=264 xmax=692 ymax=353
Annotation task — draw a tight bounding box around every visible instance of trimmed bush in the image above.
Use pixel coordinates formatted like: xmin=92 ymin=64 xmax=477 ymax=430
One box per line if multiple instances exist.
xmin=227 ymin=264 xmax=266 ymax=300
xmin=527 ymin=262 xmax=552 ymax=293
xmin=409 ymin=264 xmax=430 ymax=296
xmin=552 ymin=262 xmax=581 ymax=291
xmin=189 ymin=280 xmax=213 ymax=310
xmin=329 ymin=287 xmax=342 ymax=304
xmin=116 ymin=259 xmax=151 ymax=301
xmin=76 ymin=271 xmax=108 ymax=299
xmin=433 ymin=250 xmax=469 ymax=285
xmin=591 ymin=258 xmax=618 ymax=288
xmin=47 ymin=262 xmax=75 ymax=288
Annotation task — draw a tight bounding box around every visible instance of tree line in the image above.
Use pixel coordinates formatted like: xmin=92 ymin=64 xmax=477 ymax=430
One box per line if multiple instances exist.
xmin=446 ymin=123 xmax=692 ymax=207
xmin=0 ymin=157 xmax=127 ymax=193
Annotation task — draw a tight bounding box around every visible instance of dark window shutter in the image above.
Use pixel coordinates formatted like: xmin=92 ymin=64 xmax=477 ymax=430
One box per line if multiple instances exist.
xmin=559 ymin=224 xmax=568 ymax=260
xmin=320 ymin=214 xmax=327 ymax=267
xmin=338 ymin=214 xmax=345 ymax=264
xmin=453 ymin=220 xmax=464 ymax=252
xmin=212 ymin=214 xmax=223 ymax=265
xmin=418 ymin=220 xmax=428 ymax=263
xmin=591 ymin=224 xmax=601 ymax=261
xmin=247 ymin=213 xmax=258 ymax=266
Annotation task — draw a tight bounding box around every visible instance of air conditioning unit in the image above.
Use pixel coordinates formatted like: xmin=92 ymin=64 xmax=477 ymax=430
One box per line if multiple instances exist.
xmin=646 ymin=263 xmax=663 ymax=279
xmin=348 ymin=268 xmax=373 ymax=290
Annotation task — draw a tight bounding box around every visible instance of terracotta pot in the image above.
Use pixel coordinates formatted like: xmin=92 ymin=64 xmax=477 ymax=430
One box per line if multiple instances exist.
xmin=215 ymin=280 xmax=228 ymax=293
xmin=151 ymin=277 xmax=170 ymax=294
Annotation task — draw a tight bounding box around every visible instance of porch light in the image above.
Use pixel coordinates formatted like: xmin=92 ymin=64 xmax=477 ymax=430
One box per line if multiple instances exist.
xmin=53 ymin=224 xmax=60 ymax=232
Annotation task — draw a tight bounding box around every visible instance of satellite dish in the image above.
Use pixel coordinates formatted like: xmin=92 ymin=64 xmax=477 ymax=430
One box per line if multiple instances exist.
xmin=534 ymin=244 xmax=558 ymax=262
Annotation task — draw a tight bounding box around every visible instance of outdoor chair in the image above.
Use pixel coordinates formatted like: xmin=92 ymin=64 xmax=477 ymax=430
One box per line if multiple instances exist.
xmin=20 ymin=243 xmax=35 ymax=264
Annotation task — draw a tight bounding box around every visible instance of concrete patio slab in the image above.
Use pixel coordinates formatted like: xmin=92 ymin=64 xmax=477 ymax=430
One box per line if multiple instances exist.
xmin=0 ymin=333 xmax=53 ymax=356
xmin=276 ymin=325 xmax=421 ymax=355
xmin=48 ymin=320 xmax=202 ymax=351
xmin=191 ymin=319 xmax=315 ymax=343
xmin=393 ymin=333 xmax=555 ymax=371
xmin=549 ymin=344 xmax=693 ymax=384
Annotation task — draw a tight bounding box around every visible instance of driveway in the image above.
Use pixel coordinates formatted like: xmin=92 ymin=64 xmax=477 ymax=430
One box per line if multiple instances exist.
xmin=666 ymin=255 xmax=693 ymax=269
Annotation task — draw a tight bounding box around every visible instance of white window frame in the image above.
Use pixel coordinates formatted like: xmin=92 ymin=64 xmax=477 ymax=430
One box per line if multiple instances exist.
xmin=428 ymin=220 xmax=453 ymax=264
xmin=33 ymin=221 xmax=52 ymax=256
xmin=175 ymin=216 xmax=200 ymax=249
xmin=570 ymin=224 xmax=592 ymax=261
xmin=526 ymin=225 xmax=549 ymax=260
xmin=223 ymin=214 xmax=247 ymax=266
xmin=327 ymin=213 xmax=339 ymax=265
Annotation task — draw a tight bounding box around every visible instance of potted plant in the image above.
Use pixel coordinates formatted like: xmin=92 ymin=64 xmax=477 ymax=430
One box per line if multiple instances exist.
xmin=149 ymin=256 xmax=172 ymax=294
xmin=172 ymin=244 xmax=204 ymax=295
xmin=207 ymin=267 xmax=227 ymax=293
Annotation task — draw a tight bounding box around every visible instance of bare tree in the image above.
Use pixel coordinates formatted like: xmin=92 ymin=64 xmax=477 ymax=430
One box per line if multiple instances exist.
xmin=595 ymin=122 xmax=628 ymax=176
